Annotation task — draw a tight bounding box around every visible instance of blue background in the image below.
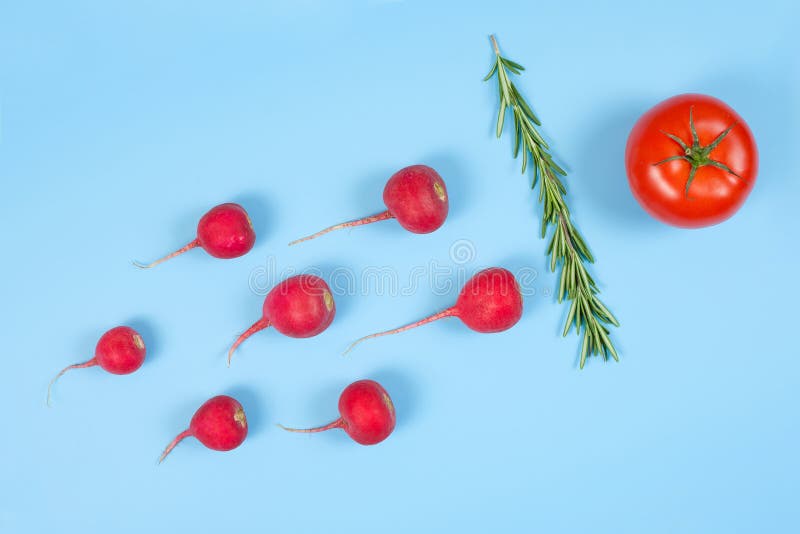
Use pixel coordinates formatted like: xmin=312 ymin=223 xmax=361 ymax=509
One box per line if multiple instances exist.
xmin=1 ymin=1 xmax=798 ymax=532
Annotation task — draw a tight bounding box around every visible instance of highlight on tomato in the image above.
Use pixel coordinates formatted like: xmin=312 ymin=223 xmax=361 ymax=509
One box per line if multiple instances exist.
xmin=625 ymin=94 xmax=758 ymax=228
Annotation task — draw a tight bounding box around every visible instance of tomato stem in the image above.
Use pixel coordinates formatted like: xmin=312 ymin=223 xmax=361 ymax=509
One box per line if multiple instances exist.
xmin=654 ymin=106 xmax=744 ymax=198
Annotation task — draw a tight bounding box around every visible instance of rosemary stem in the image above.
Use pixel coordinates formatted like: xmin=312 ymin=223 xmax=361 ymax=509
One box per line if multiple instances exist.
xmin=485 ymin=35 xmax=619 ymax=367
xmin=490 ymin=34 xmax=501 ymax=55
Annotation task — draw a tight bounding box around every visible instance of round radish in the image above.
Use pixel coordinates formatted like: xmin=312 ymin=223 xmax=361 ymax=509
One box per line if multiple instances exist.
xmin=135 ymin=202 xmax=256 ymax=268
xmin=280 ymin=380 xmax=396 ymax=445
xmin=47 ymin=326 xmax=146 ymax=405
xmin=289 ymin=165 xmax=448 ymax=245
xmin=227 ymin=274 xmax=336 ymax=365
xmin=346 ymin=267 xmax=522 ymax=353
xmin=159 ymin=395 xmax=248 ymax=463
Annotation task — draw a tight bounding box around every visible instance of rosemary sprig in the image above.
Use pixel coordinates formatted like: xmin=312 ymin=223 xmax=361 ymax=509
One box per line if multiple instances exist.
xmin=484 ymin=35 xmax=619 ymax=368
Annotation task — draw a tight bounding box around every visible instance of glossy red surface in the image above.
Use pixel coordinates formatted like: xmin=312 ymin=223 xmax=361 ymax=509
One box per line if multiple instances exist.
xmin=455 ymin=267 xmax=523 ymax=333
xmin=383 ymin=164 xmax=449 ymax=234
xmin=338 ymin=380 xmax=396 ymax=445
xmin=263 ymin=274 xmax=336 ymax=338
xmin=196 ymin=202 xmax=256 ymax=258
xmin=95 ymin=325 xmax=146 ymax=375
xmin=625 ymin=94 xmax=758 ymax=228
xmin=189 ymin=395 xmax=248 ymax=452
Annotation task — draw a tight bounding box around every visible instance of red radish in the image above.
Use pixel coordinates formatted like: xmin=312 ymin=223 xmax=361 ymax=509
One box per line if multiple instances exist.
xmin=47 ymin=326 xmax=146 ymax=405
xmin=134 ymin=202 xmax=256 ymax=268
xmin=228 ymin=274 xmax=336 ymax=365
xmin=159 ymin=395 xmax=247 ymax=463
xmin=280 ymin=380 xmax=396 ymax=445
xmin=289 ymin=165 xmax=448 ymax=245
xmin=346 ymin=267 xmax=522 ymax=353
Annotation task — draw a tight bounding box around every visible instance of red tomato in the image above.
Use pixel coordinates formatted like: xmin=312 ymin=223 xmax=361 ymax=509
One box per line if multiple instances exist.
xmin=625 ymin=94 xmax=757 ymax=228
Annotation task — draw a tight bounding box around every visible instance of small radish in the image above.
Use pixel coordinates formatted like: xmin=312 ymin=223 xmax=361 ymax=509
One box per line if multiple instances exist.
xmin=280 ymin=379 xmax=396 ymax=445
xmin=47 ymin=326 xmax=146 ymax=405
xmin=346 ymin=267 xmax=522 ymax=353
xmin=159 ymin=395 xmax=247 ymax=463
xmin=135 ymin=202 xmax=256 ymax=268
xmin=228 ymin=274 xmax=336 ymax=365
xmin=289 ymin=165 xmax=448 ymax=245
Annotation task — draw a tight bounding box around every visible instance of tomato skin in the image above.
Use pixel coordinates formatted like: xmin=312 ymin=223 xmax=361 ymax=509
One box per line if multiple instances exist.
xmin=625 ymin=94 xmax=758 ymax=228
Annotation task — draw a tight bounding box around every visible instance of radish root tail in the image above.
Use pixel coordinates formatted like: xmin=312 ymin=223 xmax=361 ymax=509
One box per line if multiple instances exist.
xmin=46 ymin=358 xmax=98 ymax=406
xmin=227 ymin=317 xmax=270 ymax=367
xmin=158 ymin=429 xmax=192 ymax=464
xmin=277 ymin=418 xmax=344 ymax=434
xmin=344 ymin=308 xmax=456 ymax=355
xmin=133 ymin=239 xmax=200 ymax=269
xmin=288 ymin=210 xmax=393 ymax=246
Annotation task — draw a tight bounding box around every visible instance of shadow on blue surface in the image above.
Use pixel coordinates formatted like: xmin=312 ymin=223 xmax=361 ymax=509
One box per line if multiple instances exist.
xmin=369 ymin=366 xmax=421 ymax=431
xmin=423 ymin=150 xmax=473 ymax=222
xmin=291 ymin=380 xmax=352 ymax=445
xmin=341 ymin=165 xmax=403 ymax=238
xmin=693 ymin=60 xmax=796 ymax=202
xmin=126 ymin=315 xmax=161 ymax=365
xmin=233 ymin=190 xmax=278 ymax=248
xmin=574 ymin=97 xmax=658 ymax=231
xmin=224 ymin=384 xmax=267 ymax=436
xmin=304 ymin=261 xmax=361 ymax=323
